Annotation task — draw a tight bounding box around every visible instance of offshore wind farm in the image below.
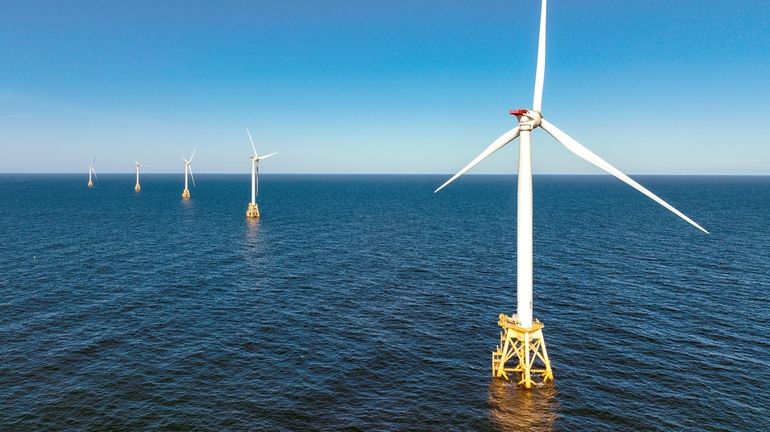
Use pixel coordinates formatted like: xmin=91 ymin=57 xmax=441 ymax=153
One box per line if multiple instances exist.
xmin=2 ymin=1 xmax=770 ymax=431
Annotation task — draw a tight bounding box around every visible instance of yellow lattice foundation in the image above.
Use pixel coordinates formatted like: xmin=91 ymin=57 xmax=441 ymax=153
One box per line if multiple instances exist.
xmin=246 ymin=203 xmax=260 ymax=218
xmin=135 ymin=184 xmax=141 ymax=192
xmin=87 ymin=180 xmax=93 ymax=188
xmin=492 ymin=313 xmax=553 ymax=389
xmin=182 ymin=188 xmax=191 ymax=199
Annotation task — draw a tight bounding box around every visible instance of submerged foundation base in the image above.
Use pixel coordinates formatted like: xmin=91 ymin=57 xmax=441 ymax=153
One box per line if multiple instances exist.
xmin=246 ymin=203 xmax=260 ymax=218
xmin=182 ymin=188 xmax=190 ymax=199
xmin=492 ymin=314 xmax=553 ymax=389
xmin=87 ymin=180 xmax=93 ymax=188
xmin=135 ymin=184 xmax=141 ymax=192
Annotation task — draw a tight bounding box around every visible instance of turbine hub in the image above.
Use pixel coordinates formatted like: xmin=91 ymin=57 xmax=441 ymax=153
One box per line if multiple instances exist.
xmin=510 ymin=109 xmax=542 ymax=130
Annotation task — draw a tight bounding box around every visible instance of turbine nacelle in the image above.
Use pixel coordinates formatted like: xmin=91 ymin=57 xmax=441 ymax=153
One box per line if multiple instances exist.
xmin=252 ymin=152 xmax=277 ymax=162
xmin=510 ymin=109 xmax=542 ymax=130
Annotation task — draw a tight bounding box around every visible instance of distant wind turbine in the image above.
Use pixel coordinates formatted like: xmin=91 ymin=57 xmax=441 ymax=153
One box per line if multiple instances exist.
xmin=245 ymin=128 xmax=277 ymax=218
xmin=87 ymin=157 xmax=97 ymax=188
xmin=181 ymin=148 xmax=196 ymax=199
xmin=134 ymin=160 xmax=151 ymax=192
xmin=435 ymin=0 xmax=708 ymax=389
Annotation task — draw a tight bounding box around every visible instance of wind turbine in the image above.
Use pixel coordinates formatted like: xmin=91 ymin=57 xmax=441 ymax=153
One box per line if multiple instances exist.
xmin=245 ymin=128 xmax=277 ymax=218
xmin=87 ymin=157 xmax=97 ymax=188
xmin=181 ymin=148 xmax=196 ymax=199
xmin=435 ymin=0 xmax=708 ymax=389
xmin=134 ymin=160 xmax=147 ymax=192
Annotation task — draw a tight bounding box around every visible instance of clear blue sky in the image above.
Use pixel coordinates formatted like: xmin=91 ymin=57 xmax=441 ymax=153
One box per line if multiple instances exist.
xmin=1 ymin=0 xmax=769 ymax=174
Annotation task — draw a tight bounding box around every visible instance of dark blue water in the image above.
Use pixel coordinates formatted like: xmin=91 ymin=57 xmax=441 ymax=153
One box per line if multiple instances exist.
xmin=1 ymin=174 xmax=768 ymax=431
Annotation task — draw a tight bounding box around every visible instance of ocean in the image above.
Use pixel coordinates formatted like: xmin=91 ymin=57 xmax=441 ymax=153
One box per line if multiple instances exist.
xmin=1 ymin=174 xmax=768 ymax=431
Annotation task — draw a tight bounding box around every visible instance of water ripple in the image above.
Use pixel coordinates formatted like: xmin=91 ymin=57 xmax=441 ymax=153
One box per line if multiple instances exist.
xmin=1 ymin=174 xmax=769 ymax=430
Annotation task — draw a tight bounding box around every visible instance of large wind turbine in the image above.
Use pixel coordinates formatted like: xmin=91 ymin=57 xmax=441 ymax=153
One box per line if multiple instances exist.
xmin=435 ymin=0 xmax=708 ymax=389
xmin=87 ymin=157 xmax=97 ymax=188
xmin=245 ymin=128 xmax=277 ymax=219
xmin=181 ymin=148 xmax=196 ymax=199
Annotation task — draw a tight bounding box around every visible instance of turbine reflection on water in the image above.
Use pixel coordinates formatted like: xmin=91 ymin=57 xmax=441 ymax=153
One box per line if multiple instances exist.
xmin=488 ymin=380 xmax=559 ymax=432
xmin=245 ymin=218 xmax=261 ymax=241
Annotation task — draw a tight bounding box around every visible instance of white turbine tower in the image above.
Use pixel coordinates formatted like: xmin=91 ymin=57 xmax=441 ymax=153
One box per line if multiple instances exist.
xmin=134 ymin=160 xmax=145 ymax=192
xmin=181 ymin=148 xmax=197 ymax=199
xmin=435 ymin=0 xmax=708 ymax=389
xmin=245 ymin=128 xmax=277 ymax=219
xmin=87 ymin=157 xmax=97 ymax=188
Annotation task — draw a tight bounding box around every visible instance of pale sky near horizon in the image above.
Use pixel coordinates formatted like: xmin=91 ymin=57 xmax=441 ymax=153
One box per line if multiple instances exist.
xmin=1 ymin=0 xmax=769 ymax=174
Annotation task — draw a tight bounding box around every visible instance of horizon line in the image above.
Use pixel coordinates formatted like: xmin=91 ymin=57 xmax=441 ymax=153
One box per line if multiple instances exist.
xmin=0 ymin=172 xmax=767 ymax=176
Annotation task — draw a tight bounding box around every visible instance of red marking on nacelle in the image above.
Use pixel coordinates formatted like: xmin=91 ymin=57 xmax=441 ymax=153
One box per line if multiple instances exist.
xmin=510 ymin=109 xmax=528 ymax=116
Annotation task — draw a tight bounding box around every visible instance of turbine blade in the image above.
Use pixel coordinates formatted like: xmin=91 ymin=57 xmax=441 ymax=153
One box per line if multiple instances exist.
xmin=182 ymin=157 xmax=188 ymax=164
xmin=246 ymin=128 xmax=258 ymax=157
xmin=189 ymin=148 xmax=196 ymax=162
xmin=434 ymin=127 xmax=520 ymax=193
xmin=533 ymin=0 xmax=548 ymax=112
xmin=539 ymin=119 xmax=709 ymax=234
xmin=189 ymin=166 xmax=196 ymax=187
xmin=92 ymin=167 xmax=97 ymax=179
xmin=257 ymin=152 xmax=277 ymax=161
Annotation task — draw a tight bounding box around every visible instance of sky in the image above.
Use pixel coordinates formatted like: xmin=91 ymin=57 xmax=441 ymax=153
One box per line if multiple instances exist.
xmin=1 ymin=0 xmax=769 ymax=174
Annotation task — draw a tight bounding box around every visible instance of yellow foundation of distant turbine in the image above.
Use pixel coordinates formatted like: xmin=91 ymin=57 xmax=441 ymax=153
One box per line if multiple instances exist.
xmin=246 ymin=203 xmax=260 ymax=218
xmin=135 ymin=183 xmax=141 ymax=192
xmin=87 ymin=180 xmax=93 ymax=188
xmin=492 ymin=314 xmax=553 ymax=389
xmin=182 ymin=188 xmax=190 ymax=199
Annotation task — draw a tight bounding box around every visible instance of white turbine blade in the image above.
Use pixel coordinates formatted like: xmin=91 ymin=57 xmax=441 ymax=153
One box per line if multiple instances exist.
xmin=246 ymin=128 xmax=258 ymax=157
xmin=533 ymin=0 xmax=548 ymax=112
xmin=257 ymin=152 xmax=277 ymax=161
xmin=182 ymin=157 xmax=189 ymax=164
xmin=189 ymin=148 xmax=196 ymax=162
xmin=189 ymin=166 xmax=196 ymax=187
xmin=539 ymin=119 xmax=709 ymax=234
xmin=434 ymin=127 xmax=520 ymax=193
xmin=92 ymin=167 xmax=97 ymax=179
